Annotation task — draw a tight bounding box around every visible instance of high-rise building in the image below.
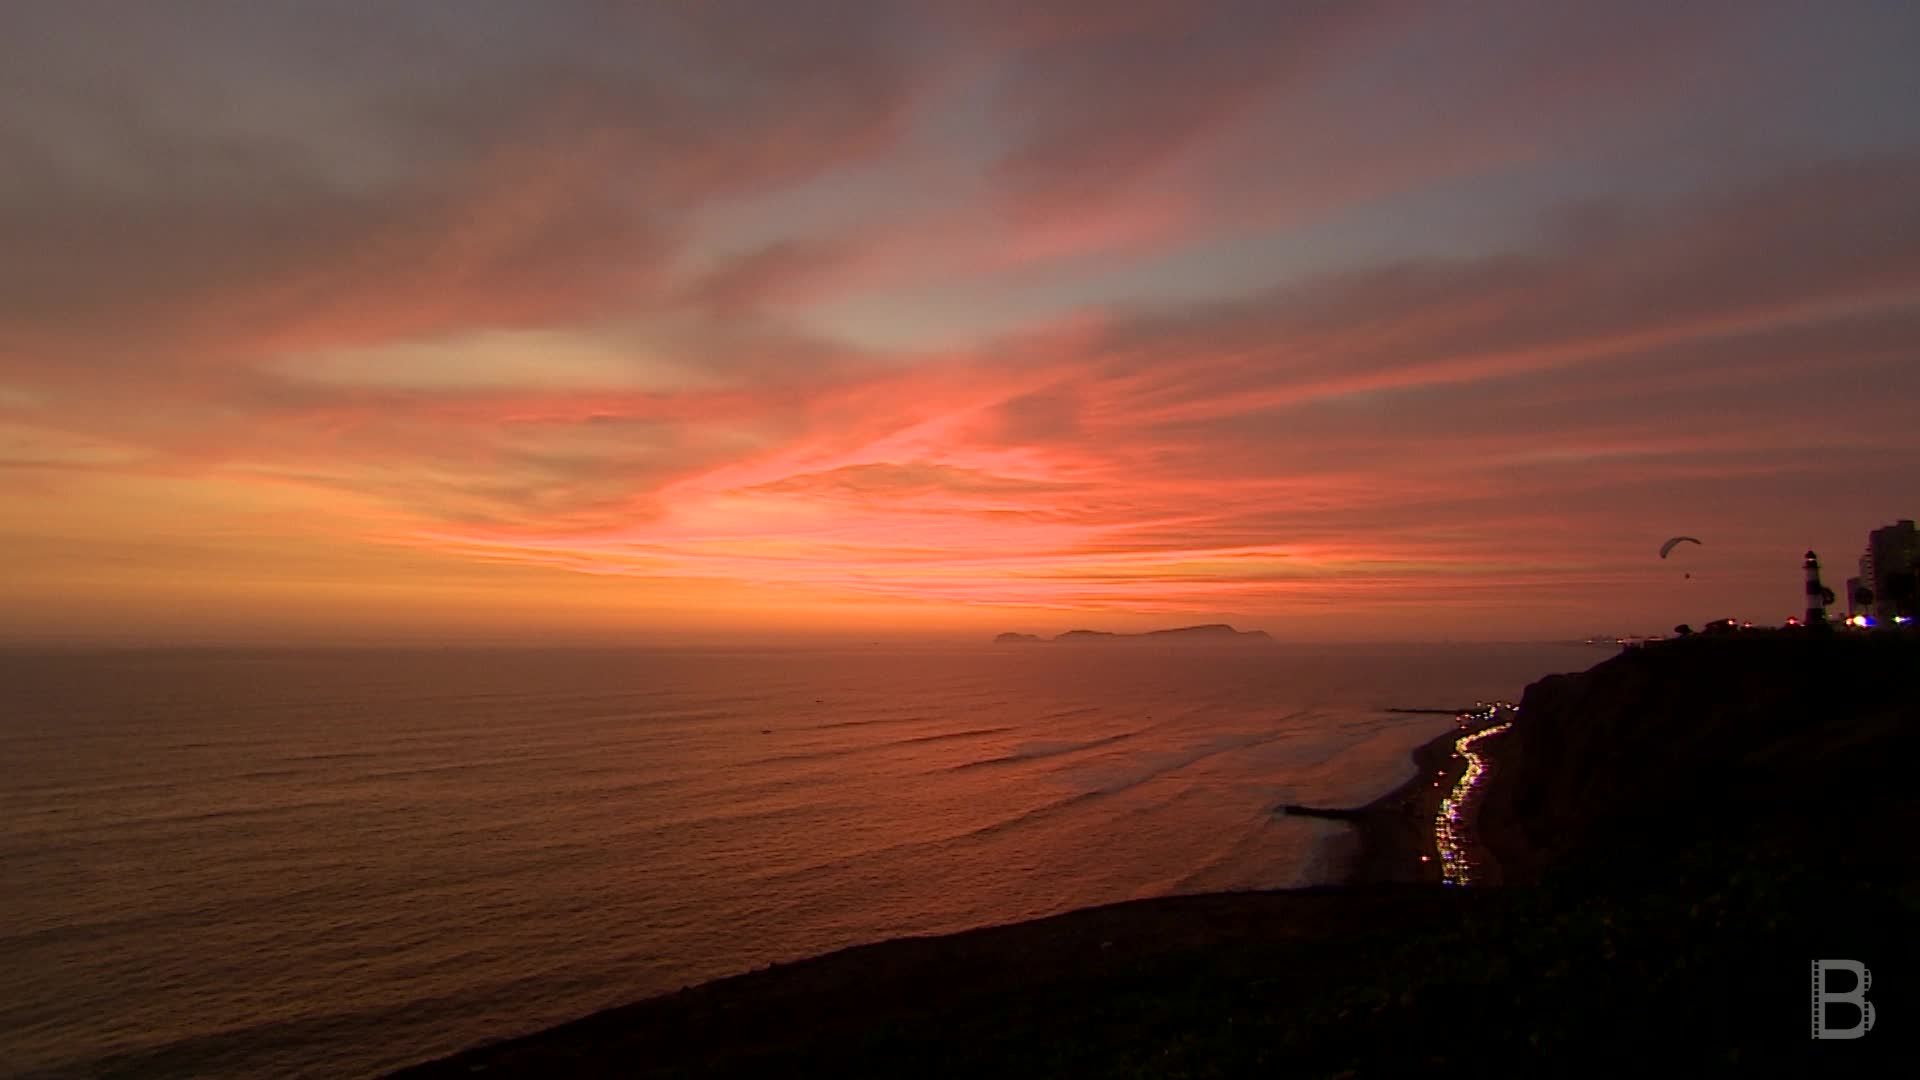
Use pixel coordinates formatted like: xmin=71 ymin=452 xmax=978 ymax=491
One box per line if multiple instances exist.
xmin=1866 ymin=520 xmax=1918 ymax=620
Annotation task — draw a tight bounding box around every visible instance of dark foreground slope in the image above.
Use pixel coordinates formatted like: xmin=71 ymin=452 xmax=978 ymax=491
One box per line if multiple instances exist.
xmin=396 ymin=634 xmax=1918 ymax=1078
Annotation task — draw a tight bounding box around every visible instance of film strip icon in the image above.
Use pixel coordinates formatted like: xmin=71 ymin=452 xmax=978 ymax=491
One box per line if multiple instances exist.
xmin=1812 ymin=959 xmax=1875 ymax=1040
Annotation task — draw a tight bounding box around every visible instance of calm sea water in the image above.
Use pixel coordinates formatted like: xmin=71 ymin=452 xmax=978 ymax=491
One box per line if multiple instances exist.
xmin=0 ymin=643 xmax=1586 ymax=1078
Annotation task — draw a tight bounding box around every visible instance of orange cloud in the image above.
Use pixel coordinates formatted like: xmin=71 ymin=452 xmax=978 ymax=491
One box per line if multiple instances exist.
xmin=4 ymin=5 xmax=1919 ymax=641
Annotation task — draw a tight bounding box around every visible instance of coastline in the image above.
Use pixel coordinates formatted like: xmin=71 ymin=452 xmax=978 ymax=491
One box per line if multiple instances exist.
xmin=392 ymin=707 xmax=1525 ymax=1078
xmin=1288 ymin=706 xmax=1513 ymax=887
xmin=392 ymin=634 xmax=1918 ymax=1076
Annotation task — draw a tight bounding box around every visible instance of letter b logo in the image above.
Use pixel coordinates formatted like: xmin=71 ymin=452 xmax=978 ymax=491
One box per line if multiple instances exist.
xmin=1812 ymin=959 xmax=1874 ymax=1039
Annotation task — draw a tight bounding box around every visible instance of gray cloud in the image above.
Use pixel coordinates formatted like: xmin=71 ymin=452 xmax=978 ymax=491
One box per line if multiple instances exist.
xmin=0 ymin=0 xmax=931 ymax=369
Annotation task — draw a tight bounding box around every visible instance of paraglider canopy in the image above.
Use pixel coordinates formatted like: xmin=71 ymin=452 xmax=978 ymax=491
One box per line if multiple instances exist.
xmin=1659 ymin=536 xmax=1702 ymax=559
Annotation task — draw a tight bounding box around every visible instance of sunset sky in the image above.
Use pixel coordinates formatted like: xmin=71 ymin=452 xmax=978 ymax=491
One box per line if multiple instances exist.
xmin=4 ymin=1 xmax=1918 ymax=644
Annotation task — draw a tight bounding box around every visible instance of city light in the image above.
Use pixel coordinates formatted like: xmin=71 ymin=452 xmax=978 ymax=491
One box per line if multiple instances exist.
xmin=1432 ymin=703 xmax=1516 ymax=887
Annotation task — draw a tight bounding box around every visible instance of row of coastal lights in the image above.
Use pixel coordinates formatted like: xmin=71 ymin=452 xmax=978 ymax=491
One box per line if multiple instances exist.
xmin=1455 ymin=701 xmax=1514 ymax=725
xmin=1428 ymin=703 xmax=1516 ymax=886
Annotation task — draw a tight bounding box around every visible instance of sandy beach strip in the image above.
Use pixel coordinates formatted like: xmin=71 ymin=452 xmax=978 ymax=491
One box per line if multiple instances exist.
xmin=1282 ymin=704 xmax=1519 ymax=887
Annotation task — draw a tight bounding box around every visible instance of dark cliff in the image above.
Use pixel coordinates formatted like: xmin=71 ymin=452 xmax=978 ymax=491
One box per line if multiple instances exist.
xmin=1480 ymin=632 xmax=1919 ymax=888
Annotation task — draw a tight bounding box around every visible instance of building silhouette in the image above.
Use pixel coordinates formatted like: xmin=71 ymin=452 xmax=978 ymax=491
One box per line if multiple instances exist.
xmin=1861 ymin=519 xmax=1917 ymax=621
xmin=1804 ymin=550 xmax=1828 ymax=625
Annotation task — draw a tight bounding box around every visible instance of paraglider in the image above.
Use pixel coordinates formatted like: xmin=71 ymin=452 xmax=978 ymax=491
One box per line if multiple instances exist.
xmin=1660 ymin=536 xmax=1702 ymax=579
xmin=1658 ymin=536 xmax=1702 ymax=559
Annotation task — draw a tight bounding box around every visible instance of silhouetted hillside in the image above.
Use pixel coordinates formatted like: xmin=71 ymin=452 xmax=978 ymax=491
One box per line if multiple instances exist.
xmin=1480 ymin=632 xmax=1920 ymax=886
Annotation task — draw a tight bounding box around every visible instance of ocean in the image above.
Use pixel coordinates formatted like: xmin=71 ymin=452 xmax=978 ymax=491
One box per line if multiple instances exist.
xmin=0 ymin=643 xmax=1585 ymax=1078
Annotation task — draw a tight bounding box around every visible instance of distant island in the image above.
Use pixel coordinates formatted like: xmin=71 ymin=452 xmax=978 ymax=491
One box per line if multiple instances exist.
xmin=993 ymin=623 xmax=1272 ymax=644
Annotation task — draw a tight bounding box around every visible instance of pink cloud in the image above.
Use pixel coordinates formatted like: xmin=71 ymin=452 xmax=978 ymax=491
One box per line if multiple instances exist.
xmin=3 ymin=1 xmax=1917 ymax=638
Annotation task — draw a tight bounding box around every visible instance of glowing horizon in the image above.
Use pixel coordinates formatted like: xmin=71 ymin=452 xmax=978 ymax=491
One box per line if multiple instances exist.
xmin=4 ymin=2 xmax=1918 ymax=644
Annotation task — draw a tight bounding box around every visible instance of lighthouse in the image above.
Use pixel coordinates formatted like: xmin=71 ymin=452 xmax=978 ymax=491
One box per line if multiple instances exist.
xmin=1804 ymin=550 xmax=1828 ymax=626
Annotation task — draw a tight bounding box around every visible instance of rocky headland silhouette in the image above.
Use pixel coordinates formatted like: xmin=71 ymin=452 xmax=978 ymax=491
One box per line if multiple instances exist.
xmin=994 ymin=623 xmax=1273 ymax=644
